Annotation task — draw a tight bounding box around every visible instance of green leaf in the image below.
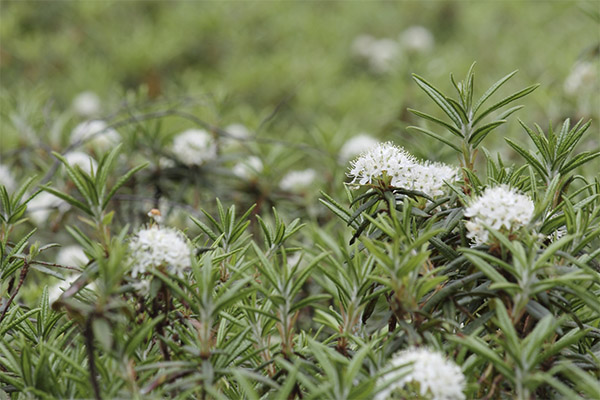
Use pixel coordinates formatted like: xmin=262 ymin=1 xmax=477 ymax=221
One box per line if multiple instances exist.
xmin=102 ymin=162 xmax=148 ymax=210
xmin=41 ymin=186 xmax=93 ymax=216
xmin=474 ymin=84 xmax=539 ymax=126
xmin=406 ymin=126 xmax=461 ymax=152
xmin=468 ymin=120 xmax=506 ymax=147
xmin=472 ymin=70 xmax=518 ymax=114
xmin=412 ymin=74 xmax=463 ymax=128
xmin=505 ymin=138 xmax=547 ymax=179
xmin=407 ymin=108 xmax=463 ymax=137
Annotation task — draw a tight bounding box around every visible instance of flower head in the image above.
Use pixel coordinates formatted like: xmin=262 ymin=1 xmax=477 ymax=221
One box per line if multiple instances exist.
xmin=464 ymin=185 xmax=534 ymax=245
xmin=64 ymin=151 xmax=97 ymax=175
xmin=564 ymin=62 xmax=597 ymax=95
xmin=352 ymin=35 xmax=400 ymax=73
xmin=233 ymin=156 xmax=263 ymax=180
xmin=0 ymin=164 xmax=16 ymax=193
xmin=27 ymin=192 xmax=70 ymax=225
xmin=57 ymin=245 xmax=89 ymax=267
xmin=348 ymin=142 xmax=457 ymax=197
xmin=128 ymin=225 xmax=192 ymax=279
xmin=172 ymin=129 xmax=217 ymax=166
xmin=339 ymin=134 xmax=379 ymax=162
xmin=376 ymin=347 xmax=465 ymax=400
xmin=399 ymin=26 xmax=435 ymax=53
xmin=72 ymin=91 xmax=101 ymax=117
xmin=71 ymin=120 xmax=121 ymax=151
xmin=279 ymin=169 xmax=317 ymax=192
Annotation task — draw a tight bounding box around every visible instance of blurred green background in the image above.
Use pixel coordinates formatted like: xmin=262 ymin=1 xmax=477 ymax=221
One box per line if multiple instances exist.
xmin=0 ymin=0 xmax=598 ymax=210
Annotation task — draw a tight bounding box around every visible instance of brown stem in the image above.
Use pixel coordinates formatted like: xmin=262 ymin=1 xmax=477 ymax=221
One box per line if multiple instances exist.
xmin=0 ymin=260 xmax=30 ymax=324
xmin=85 ymin=316 xmax=102 ymax=400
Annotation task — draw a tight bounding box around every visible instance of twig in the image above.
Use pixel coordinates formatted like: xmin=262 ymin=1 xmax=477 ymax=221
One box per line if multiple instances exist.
xmin=0 ymin=260 xmax=30 ymax=324
xmin=85 ymin=316 xmax=102 ymax=400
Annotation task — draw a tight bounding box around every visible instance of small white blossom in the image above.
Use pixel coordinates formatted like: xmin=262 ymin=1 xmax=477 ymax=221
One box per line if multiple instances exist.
xmin=128 ymin=225 xmax=192 ymax=279
xmin=564 ymin=62 xmax=597 ymax=95
xmin=279 ymin=169 xmax=317 ymax=192
xmin=375 ymin=347 xmax=465 ymax=400
xmin=56 ymin=245 xmax=88 ymax=267
xmin=172 ymin=129 xmax=217 ymax=166
xmin=339 ymin=134 xmax=380 ymax=162
xmin=348 ymin=142 xmax=457 ymax=197
xmin=0 ymin=164 xmax=16 ymax=193
xmin=64 ymin=151 xmax=97 ymax=175
xmin=233 ymin=156 xmax=263 ymax=180
xmin=70 ymin=120 xmax=121 ymax=151
xmin=27 ymin=192 xmax=70 ymax=225
xmin=225 ymin=123 xmax=251 ymax=141
xmin=352 ymin=35 xmax=400 ymax=73
xmin=399 ymin=26 xmax=435 ymax=53
xmin=72 ymin=91 xmax=101 ymax=117
xmin=411 ymin=161 xmax=459 ymax=197
xmin=352 ymin=34 xmax=377 ymax=57
xmin=464 ymin=185 xmax=534 ymax=245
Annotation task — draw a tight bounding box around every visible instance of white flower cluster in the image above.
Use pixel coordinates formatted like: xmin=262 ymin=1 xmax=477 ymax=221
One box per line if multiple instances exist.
xmin=348 ymin=142 xmax=458 ymax=197
xmin=464 ymin=185 xmax=534 ymax=245
xmin=70 ymin=120 xmax=121 ymax=151
xmin=376 ymin=347 xmax=465 ymax=400
xmin=64 ymin=151 xmax=97 ymax=175
xmin=27 ymin=192 xmax=70 ymax=225
xmin=56 ymin=245 xmax=89 ymax=267
xmin=564 ymin=62 xmax=597 ymax=95
xmin=352 ymin=35 xmax=400 ymax=73
xmin=172 ymin=129 xmax=217 ymax=166
xmin=399 ymin=26 xmax=435 ymax=53
xmin=233 ymin=156 xmax=263 ymax=180
xmin=128 ymin=225 xmax=192 ymax=279
xmin=339 ymin=134 xmax=379 ymax=162
xmin=351 ymin=26 xmax=434 ymax=73
xmin=0 ymin=164 xmax=16 ymax=193
xmin=279 ymin=169 xmax=317 ymax=193
xmin=72 ymin=91 xmax=101 ymax=117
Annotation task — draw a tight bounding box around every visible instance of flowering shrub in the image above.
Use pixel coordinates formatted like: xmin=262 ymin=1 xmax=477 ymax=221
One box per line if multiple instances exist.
xmin=1 ymin=38 xmax=599 ymax=400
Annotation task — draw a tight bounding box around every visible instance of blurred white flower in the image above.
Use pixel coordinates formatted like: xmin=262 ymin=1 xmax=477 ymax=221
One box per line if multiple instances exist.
xmin=339 ymin=134 xmax=379 ymax=162
xmin=72 ymin=91 xmax=101 ymax=117
xmin=348 ymin=142 xmax=457 ymax=197
xmin=279 ymin=169 xmax=317 ymax=192
xmin=400 ymin=25 xmax=435 ymax=53
xmin=56 ymin=245 xmax=88 ymax=267
xmin=376 ymin=347 xmax=465 ymax=400
xmin=564 ymin=62 xmax=597 ymax=95
xmin=64 ymin=151 xmax=97 ymax=175
xmin=464 ymin=185 xmax=534 ymax=245
xmin=351 ymin=34 xmax=376 ymax=58
xmin=128 ymin=225 xmax=191 ymax=279
xmin=172 ymin=129 xmax=217 ymax=166
xmin=48 ymin=274 xmax=96 ymax=304
xmin=0 ymin=164 xmax=16 ymax=193
xmin=369 ymin=38 xmax=400 ymax=73
xmin=70 ymin=120 xmax=121 ymax=151
xmin=352 ymin=35 xmax=400 ymax=73
xmin=225 ymin=123 xmax=251 ymax=141
xmin=233 ymin=156 xmax=263 ymax=180
xmin=48 ymin=275 xmax=78 ymax=304
xmin=27 ymin=192 xmax=70 ymax=225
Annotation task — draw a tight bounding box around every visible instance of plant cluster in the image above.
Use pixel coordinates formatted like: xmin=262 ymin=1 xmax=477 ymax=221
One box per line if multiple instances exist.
xmin=1 ymin=65 xmax=599 ymax=400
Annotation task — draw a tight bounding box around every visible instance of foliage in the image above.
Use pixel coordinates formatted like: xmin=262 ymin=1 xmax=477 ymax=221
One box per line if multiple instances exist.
xmin=1 ymin=3 xmax=599 ymax=399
